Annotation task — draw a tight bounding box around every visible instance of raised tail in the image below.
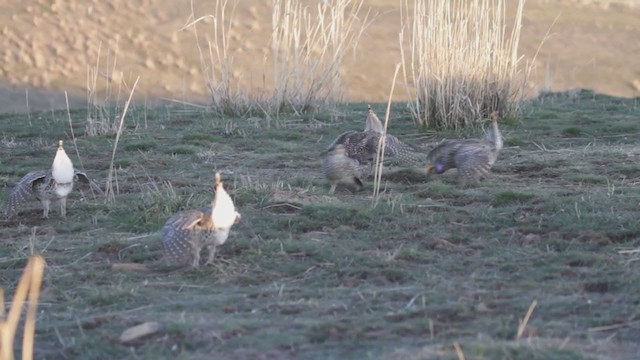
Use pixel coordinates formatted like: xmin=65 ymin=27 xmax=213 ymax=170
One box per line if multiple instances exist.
xmin=486 ymin=111 xmax=503 ymax=151
xmin=364 ymin=105 xmax=384 ymax=133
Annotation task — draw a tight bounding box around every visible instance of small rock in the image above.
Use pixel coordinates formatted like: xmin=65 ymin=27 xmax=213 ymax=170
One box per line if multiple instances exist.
xmin=475 ymin=302 xmax=490 ymax=313
xmin=521 ymin=233 xmax=541 ymax=243
xmin=119 ymin=322 xmax=163 ymax=344
xmin=111 ymin=263 xmax=150 ymax=272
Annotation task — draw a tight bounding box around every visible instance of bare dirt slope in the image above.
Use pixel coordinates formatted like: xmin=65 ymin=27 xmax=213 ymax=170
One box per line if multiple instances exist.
xmin=0 ymin=0 xmax=639 ymax=113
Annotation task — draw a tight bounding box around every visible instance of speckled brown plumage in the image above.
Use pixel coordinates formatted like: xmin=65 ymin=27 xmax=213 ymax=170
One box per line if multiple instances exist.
xmin=426 ymin=112 xmax=504 ymax=186
xmin=326 ymin=106 xmax=424 ymax=167
xmin=4 ymin=140 xmax=104 ymax=219
xmin=162 ymin=172 xmax=241 ymax=268
xmin=323 ymin=144 xmax=364 ymax=193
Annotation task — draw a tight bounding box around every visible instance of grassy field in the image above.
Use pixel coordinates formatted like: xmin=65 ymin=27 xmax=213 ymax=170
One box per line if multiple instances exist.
xmin=1 ymin=90 xmax=639 ymax=359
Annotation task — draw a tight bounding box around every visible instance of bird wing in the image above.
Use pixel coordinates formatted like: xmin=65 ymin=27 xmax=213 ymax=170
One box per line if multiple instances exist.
xmin=163 ymin=210 xmax=208 ymax=233
xmin=427 ymin=139 xmax=461 ymax=159
xmin=4 ymin=170 xmax=49 ymax=218
xmin=161 ymin=210 xmax=207 ymax=265
xmin=454 ymin=142 xmax=493 ymax=184
xmin=73 ymin=170 xmax=105 ymax=197
xmin=335 ymin=132 xmax=372 ymax=164
xmin=329 ymin=130 xmax=424 ymax=166
xmin=426 ymin=139 xmax=465 ymax=171
xmin=325 ymin=131 xmax=359 ymax=152
xmin=375 ymin=134 xmax=424 ymax=165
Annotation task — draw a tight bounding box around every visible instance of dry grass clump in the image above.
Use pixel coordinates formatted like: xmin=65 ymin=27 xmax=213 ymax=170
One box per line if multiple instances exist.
xmin=401 ymin=0 xmax=528 ymax=129
xmin=187 ymin=0 xmax=369 ymax=117
xmin=270 ymin=0 xmax=368 ymax=115
xmin=0 ymin=256 xmax=45 ymax=360
xmin=186 ymin=0 xmax=250 ymax=117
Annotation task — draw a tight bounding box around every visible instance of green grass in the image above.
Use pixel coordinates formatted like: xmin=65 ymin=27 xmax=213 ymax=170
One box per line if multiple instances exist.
xmin=1 ymin=94 xmax=639 ymax=359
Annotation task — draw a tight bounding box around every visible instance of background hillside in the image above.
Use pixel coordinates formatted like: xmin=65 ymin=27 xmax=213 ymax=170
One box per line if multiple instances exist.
xmin=0 ymin=0 xmax=639 ymax=112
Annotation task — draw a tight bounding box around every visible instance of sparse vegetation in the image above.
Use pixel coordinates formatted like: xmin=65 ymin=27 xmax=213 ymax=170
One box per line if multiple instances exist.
xmin=85 ymin=45 xmax=125 ymax=137
xmin=186 ymin=0 xmax=369 ymax=117
xmin=1 ymin=91 xmax=639 ymax=358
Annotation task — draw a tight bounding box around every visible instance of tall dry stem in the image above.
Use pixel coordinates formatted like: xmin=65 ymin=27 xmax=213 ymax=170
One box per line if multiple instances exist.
xmin=372 ymin=64 xmax=401 ymax=208
xmin=105 ymin=77 xmax=140 ymax=202
xmin=401 ymin=0 xmax=528 ymax=129
xmin=65 ymin=92 xmax=85 ymax=171
xmin=0 ymin=256 xmax=46 ymax=360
